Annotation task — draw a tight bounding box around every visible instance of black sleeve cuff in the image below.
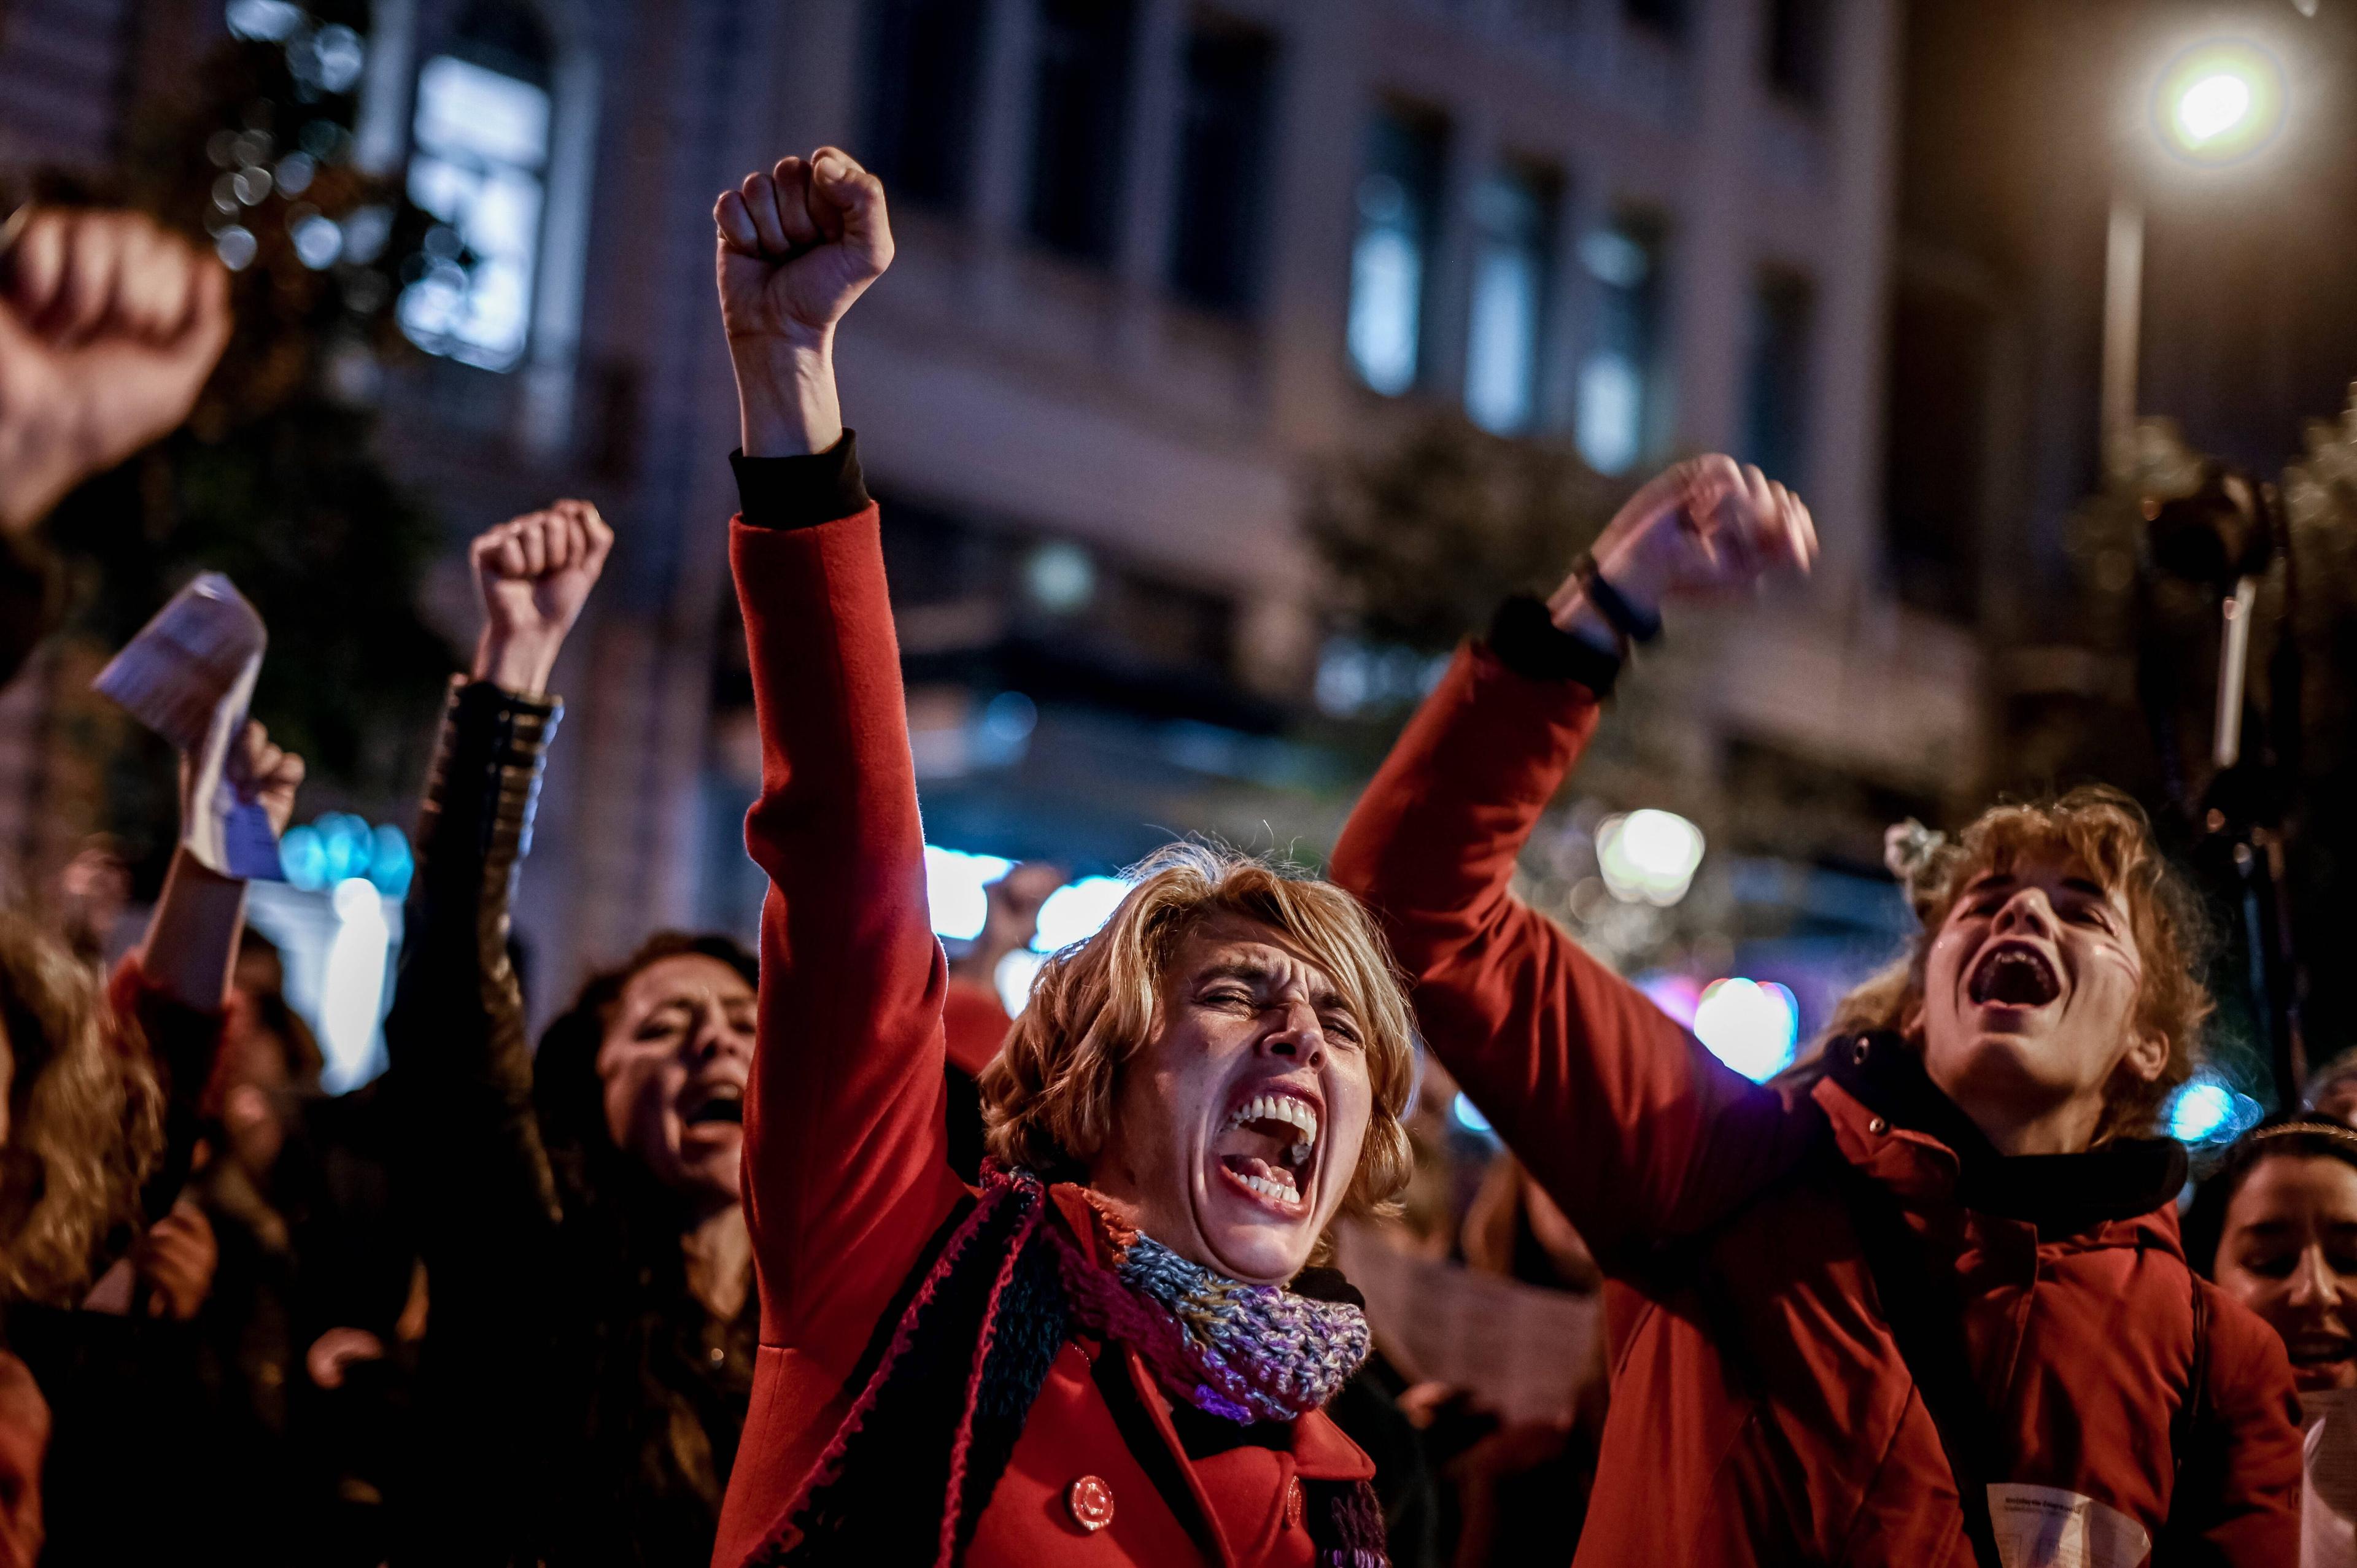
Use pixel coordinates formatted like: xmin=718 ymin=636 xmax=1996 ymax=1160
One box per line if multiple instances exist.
xmin=729 ymin=430 xmax=872 ymax=530
xmin=1485 ymin=595 xmax=1622 ymax=699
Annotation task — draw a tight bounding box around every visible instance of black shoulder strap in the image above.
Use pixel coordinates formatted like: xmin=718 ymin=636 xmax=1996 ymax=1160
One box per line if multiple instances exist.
xmin=1832 ymin=1159 xmax=2008 ymax=1568
xmin=1841 ymin=1164 xmax=2219 ymax=1562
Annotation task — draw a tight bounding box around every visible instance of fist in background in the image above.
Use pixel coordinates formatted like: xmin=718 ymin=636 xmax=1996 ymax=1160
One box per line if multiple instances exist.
xmin=714 ymin=147 xmax=894 ymax=350
xmin=470 ymin=500 xmax=614 ymax=695
xmin=1550 ymin=455 xmax=1818 ymax=639
xmin=226 ymin=720 xmax=305 ymax=839
xmin=0 ymin=208 xmax=231 ymax=533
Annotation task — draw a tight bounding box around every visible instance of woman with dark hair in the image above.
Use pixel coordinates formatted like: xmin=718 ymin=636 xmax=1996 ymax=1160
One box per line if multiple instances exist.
xmin=2188 ymin=1115 xmax=2357 ymax=1564
xmin=381 ymin=500 xmax=768 ymax=1565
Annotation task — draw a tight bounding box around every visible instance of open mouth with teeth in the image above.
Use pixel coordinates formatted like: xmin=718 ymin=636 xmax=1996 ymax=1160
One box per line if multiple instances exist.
xmin=682 ymin=1086 xmax=745 ymax=1127
xmin=2286 ymin=1332 xmax=2357 ymax=1387
xmin=1212 ymin=1089 xmax=1321 ymax=1212
xmin=1967 ymin=943 xmax=2063 ymax=1010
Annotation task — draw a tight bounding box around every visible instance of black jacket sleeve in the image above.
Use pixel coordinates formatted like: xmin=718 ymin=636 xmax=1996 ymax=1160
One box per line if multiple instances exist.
xmin=382 ymin=677 xmax=565 ymax=1281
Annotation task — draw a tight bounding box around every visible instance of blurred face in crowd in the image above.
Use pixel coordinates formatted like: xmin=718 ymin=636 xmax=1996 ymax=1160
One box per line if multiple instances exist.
xmin=209 ymin=1022 xmax=295 ymax=1177
xmin=1089 ymin=916 xmax=1374 ymax=1286
xmin=2215 ymin=1153 xmax=2357 ymax=1391
xmin=2314 ymin=1075 xmax=2357 ymax=1131
xmin=1916 ymin=851 xmax=2164 ymax=1151
xmin=595 ymin=954 xmax=755 ymax=1211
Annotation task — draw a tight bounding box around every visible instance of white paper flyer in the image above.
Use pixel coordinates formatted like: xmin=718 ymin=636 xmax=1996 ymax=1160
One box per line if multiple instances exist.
xmin=1986 ymin=1483 xmax=2151 ymax=1568
xmin=91 ymin=572 xmax=283 ymax=880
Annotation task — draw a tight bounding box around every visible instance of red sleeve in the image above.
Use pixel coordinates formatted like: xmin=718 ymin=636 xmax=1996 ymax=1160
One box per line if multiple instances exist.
xmin=1328 ymin=643 xmax=1818 ymax=1262
xmin=2180 ymin=1286 xmax=2303 ymax=1560
xmin=108 ymin=956 xmax=224 ymax=1222
xmin=730 ymin=506 xmax=964 ymax=1345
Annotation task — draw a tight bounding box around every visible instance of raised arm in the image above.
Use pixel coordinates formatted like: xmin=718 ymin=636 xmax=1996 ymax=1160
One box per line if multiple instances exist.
xmin=0 ymin=209 xmax=230 ymax=684
xmin=126 ymin=720 xmax=303 ymax=1222
xmin=1330 ymin=458 xmax=1823 ymax=1262
xmin=384 ymin=503 xmax=609 ymax=1267
xmin=714 ymin=150 xmax=959 ymax=1341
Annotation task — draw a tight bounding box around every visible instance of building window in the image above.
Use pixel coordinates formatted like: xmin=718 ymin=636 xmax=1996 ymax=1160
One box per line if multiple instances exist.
xmin=1884 ymin=283 xmax=1988 ymax=620
xmin=862 ymin=0 xmax=988 ymax=210
xmin=1742 ymin=267 xmax=1816 ymax=487
xmin=1025 ymin=0 xmax=1138 ymax=263
xmin=1167 ymin=17 xmax=1277 ymax=313
xmin=1464 ymin=162 xmax=1559 ymax=435
xmin=1765 ymin=0 xmax=1832 ymax=105
xmin=1347 ymin=104 xmax=1448 ymax=396
xmin=398 ymin=6 xmax=552 ymax=371
xmin=1576 ymin=212 xmax=1670 ymax=474
xmin=1624 ymin=0 xmax=1689 ymax=42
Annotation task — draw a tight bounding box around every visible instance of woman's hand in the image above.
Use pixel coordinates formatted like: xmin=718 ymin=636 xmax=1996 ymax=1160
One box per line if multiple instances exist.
xmin=1547 ymin=455 xmax=1818 ymax=646
xmin=713 ymin=148 xmax=894 ymax=457
xmin=470 ymin=500 xmax=614 ymax=695
xmin=130 ymin=1200 xmax=217 ymax=1321
xmin=223 ymin=719 xmax=304 ymax=838
xmin=0 ymin=208 xmax=231 ymax=533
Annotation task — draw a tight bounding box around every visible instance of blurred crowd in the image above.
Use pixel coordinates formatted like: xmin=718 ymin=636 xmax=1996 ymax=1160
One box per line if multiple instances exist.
xmin=7 ymin=158 xmax=2357 ymax=1568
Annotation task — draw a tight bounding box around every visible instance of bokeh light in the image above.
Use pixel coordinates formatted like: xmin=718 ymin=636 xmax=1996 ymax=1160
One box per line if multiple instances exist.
xmin=924 ymin=845 xmax=1015 ymax=942
xmin=320 ymin=877 xmax=391 ymax=1092
xmin=1693 ymin=978 xmax=1800 ymax=1082
xmin=1034 ymin=875 xmax=1134 ymax=952
xmin=281 ymin=815 xmax=412 ymax=897
xmin=994 ymin=948 xmax=1049 ymax=1018
xmin=1597 ymin=809 xmax=1706 ymax=906
xmin=2166 ymin=1074 xmax=2263 ymax=1145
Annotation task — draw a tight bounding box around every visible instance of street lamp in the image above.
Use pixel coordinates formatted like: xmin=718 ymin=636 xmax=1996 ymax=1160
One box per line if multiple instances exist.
xmin=2153 ymin=38 xmax=2288 ymax=164
xmin=2103 ymin=36 xmax=2292 ymax=473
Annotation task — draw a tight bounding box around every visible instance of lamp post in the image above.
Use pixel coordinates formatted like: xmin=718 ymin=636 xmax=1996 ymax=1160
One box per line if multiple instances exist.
xmin=2102 ymin=35 xmax=2291 ymax=476
xmin=2108 ymin=23 xmax=2309 ymax=1104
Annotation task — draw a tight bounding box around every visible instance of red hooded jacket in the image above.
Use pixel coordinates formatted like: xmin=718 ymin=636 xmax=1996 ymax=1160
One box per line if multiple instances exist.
xmin=1329 ymin=639 xmax=2304 ymax=1565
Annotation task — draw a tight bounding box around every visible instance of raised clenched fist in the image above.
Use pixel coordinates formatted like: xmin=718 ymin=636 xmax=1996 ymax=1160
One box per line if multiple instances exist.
xmin=0 ymin=208 xmax=232 ymax=533
xmin=713 ymin=149 xmax=893 ymax=457
xmin=714 ymin=148 xmax=894 ymax=348
xmin=470 ymin=499 xmax=614 ymax=695
xmin=225 ymin=719 xmax=306 ymax=838
xmin=1548 ymin=455 xmax=1819 ymax=641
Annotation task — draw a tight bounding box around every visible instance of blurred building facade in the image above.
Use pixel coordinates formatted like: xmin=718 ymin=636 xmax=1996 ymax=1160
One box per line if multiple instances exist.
xmin=1 ymin=0 xmax=1973 ymax=1041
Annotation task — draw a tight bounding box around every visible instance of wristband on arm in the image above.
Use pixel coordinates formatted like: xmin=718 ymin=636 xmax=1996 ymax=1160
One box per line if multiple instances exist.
xmin=1488 ymin=595 xmax=1622 ymax=699
xmin=729 ymin=430 xmax=871 ymax=530
xmin=1567 ymin=552 xmax=1663 ymax=652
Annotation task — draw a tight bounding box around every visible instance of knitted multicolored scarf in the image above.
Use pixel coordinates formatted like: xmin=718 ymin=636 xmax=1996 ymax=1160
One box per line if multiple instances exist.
xmin=751 ymin=1165 xmax=1388 ymax=1568
xmin=1050 ymin=1186 xmax=1372 ymax=1425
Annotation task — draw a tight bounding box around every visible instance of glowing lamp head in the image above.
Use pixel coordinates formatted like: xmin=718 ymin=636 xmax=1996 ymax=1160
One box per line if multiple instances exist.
xmin=2153 ymin=41 xmax=2286 ymax=166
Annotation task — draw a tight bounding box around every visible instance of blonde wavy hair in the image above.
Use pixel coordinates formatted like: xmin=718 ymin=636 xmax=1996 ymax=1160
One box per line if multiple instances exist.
xmin=0 ymin=914 xmax=163 ymax=1303
xmin=1782 ymin=787 xmax=2210 ymax=1144
xmin=980 ymin=843 xmax=1418 ymax=1221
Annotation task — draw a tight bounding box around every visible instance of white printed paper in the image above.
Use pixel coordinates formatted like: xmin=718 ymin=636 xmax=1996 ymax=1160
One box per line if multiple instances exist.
xmin=1986 ymin=1484 xmax=2151 ymax=1568
xmin=1333 ymin=1221 xmax=1598 ymax=1426
xmin=2302 ymin=1388 xmax=2357 ymax=1568
xmin=91 ymin=573 xmax=282 ymax=879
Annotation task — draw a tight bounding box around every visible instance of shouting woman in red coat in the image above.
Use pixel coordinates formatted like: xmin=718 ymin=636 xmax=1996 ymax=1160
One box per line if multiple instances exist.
xmin=704 ymin=149 xmax=1414 ymax=1568
xmin=1330 ymin=461 xmax=2307 ymax=1564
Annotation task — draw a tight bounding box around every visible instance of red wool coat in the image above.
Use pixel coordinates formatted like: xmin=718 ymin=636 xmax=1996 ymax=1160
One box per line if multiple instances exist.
xmin=710 ymin=506 xmax=1374 ymax=1568
xmin=1329 ymin=642 xmax=2304 ymax=1566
